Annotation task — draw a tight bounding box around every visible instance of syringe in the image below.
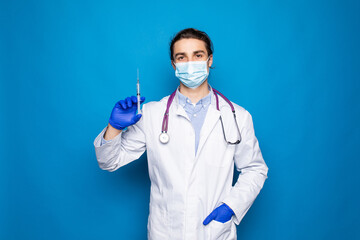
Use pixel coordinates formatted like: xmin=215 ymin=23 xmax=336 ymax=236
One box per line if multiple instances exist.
xmin=137 ymin=68 xmax=142 ymax=114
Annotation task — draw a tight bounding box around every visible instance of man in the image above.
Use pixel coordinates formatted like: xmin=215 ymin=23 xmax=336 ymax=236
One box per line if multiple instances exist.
xmin=94 ymin=28 xmax=268 ymax=240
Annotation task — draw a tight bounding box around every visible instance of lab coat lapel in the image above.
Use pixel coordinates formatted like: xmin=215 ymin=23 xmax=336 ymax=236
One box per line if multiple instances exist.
xmin=172 ymin=91 xmax=190 ymax=120
xmin=175 ymin=105 xmax=189 ymax=120
xmin=196 ymin=101 xmax=221 ymax=158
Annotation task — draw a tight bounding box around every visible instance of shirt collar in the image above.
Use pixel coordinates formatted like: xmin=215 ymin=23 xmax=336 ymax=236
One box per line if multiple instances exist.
xmin=176 ymin=85 xmax=212 ymax=108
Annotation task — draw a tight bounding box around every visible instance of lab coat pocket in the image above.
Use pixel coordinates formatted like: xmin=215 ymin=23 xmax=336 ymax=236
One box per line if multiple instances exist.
xmin=209 ymin=219 xmax=234 ymax=240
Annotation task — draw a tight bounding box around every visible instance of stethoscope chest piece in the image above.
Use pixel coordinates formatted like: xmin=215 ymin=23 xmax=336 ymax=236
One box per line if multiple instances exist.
xmin=159 ymin=132 xmax=170 ymax=144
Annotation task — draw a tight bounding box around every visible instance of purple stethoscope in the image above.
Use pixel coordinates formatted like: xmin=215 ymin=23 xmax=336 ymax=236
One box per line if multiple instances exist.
xmin=159 ymin=88 xmax=242 ymax=144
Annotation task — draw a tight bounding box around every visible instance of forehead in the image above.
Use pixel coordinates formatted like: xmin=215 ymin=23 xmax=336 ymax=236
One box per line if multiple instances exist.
xmin=173 ymin=38 xmax=207 ymax=54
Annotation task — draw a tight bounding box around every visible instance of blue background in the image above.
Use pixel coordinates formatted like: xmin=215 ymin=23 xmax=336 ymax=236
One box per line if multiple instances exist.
xmin=1 ymin=0 xmax=359 ymax=239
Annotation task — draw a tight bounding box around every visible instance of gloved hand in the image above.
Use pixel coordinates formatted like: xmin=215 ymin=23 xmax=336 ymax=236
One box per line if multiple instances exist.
xmin=109 ymin=96 xmax=145 ymax=130
xmin=203 ymin=203 xmax=235 ymax=225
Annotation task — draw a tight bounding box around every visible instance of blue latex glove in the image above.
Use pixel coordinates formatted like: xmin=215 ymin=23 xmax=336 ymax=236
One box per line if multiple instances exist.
xmin=203 ymin=203 xmax=235 ymax=225
xmin=109 ymin=96 xmax=145 ymax=130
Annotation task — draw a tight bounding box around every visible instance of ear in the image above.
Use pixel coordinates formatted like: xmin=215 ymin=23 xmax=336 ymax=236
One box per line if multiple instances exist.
xmin=208 ymin=54 xmax=213 ymax=68
xmin=171 ymin=60 xmax=176 ymax=70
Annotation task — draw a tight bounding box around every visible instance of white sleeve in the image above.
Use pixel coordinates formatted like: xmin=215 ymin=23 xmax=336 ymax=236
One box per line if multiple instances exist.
xmin=222 ymin=110 xmax=268 ymax=225
xmin=93 ymin=105 xmax=147 ymax=172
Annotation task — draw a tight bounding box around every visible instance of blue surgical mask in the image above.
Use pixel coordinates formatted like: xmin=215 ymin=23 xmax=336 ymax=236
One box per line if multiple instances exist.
xmin=174 ymin=57 xmax=210 ymax=89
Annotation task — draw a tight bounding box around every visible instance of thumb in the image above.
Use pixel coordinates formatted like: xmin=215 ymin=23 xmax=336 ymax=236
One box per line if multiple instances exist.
xmin=131 ymin=114 xmax=142 ymax=124
xmin=203 ymin=210 xmax=217 ymax=225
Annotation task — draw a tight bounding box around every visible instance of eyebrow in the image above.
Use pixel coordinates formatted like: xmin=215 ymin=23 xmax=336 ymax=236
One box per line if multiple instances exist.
xmin=174 ymin=52 xmax=186 ymax=58
xmin=193 ymin=50 xmax=206 ymax=55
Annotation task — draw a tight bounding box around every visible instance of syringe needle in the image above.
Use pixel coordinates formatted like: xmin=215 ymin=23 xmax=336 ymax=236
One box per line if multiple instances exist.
xmin=137 ymin=68 xmax=141 ymax=114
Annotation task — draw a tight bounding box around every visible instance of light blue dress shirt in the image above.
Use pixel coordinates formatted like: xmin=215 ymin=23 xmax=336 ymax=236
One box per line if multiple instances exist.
xmin=101 ymin=88 xmax=212 ymax=154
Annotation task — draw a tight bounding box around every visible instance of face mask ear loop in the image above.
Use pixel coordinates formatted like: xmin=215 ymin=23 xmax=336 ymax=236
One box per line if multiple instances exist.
xmin=206 ymin=56 xmax=211 ymax=70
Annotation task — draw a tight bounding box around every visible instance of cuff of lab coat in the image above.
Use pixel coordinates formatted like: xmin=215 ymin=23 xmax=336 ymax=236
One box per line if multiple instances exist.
xmin=100 ymin=135 xmax=112 ymax=146
xmin=221 ymin=196 xmax=252 ymax=226
xmin=94 ymin=125 xmax=122 ymax=148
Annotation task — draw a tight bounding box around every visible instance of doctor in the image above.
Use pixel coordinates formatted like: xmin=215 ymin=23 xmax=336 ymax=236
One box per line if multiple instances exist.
xmin=94 ymin=28 xmax=268 ymax=240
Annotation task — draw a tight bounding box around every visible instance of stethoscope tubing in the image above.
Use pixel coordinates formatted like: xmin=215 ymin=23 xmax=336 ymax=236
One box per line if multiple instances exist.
xmin=160 ymin=88 xmax=241 ymax=144
xmin=161 ymin=90 xmax=177 ymax=133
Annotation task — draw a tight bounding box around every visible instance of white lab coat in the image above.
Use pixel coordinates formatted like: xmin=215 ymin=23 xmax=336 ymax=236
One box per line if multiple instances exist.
xmin=94 ymin=90 xmax=268 ymax=240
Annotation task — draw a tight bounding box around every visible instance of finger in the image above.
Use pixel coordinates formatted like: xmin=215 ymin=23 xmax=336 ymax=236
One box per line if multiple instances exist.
xmin=130 ymin=96 xmax=145 ymax=104
xmin=126 ymin=97 xmax=132 ymax=108
xmin=131 ymin=114 xmax=142 ymax=124
xmin=131 ymin=96 xmax=137 ymax=103
xmin=119 ymin=100 xmax=127 ymax=109
xmin=203 ymin=210 xmax=217 ymax=225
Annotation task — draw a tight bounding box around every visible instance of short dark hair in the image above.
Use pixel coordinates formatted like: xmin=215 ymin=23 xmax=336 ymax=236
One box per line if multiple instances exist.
xmin=169 ymin=28 xmax=214 ymax=61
